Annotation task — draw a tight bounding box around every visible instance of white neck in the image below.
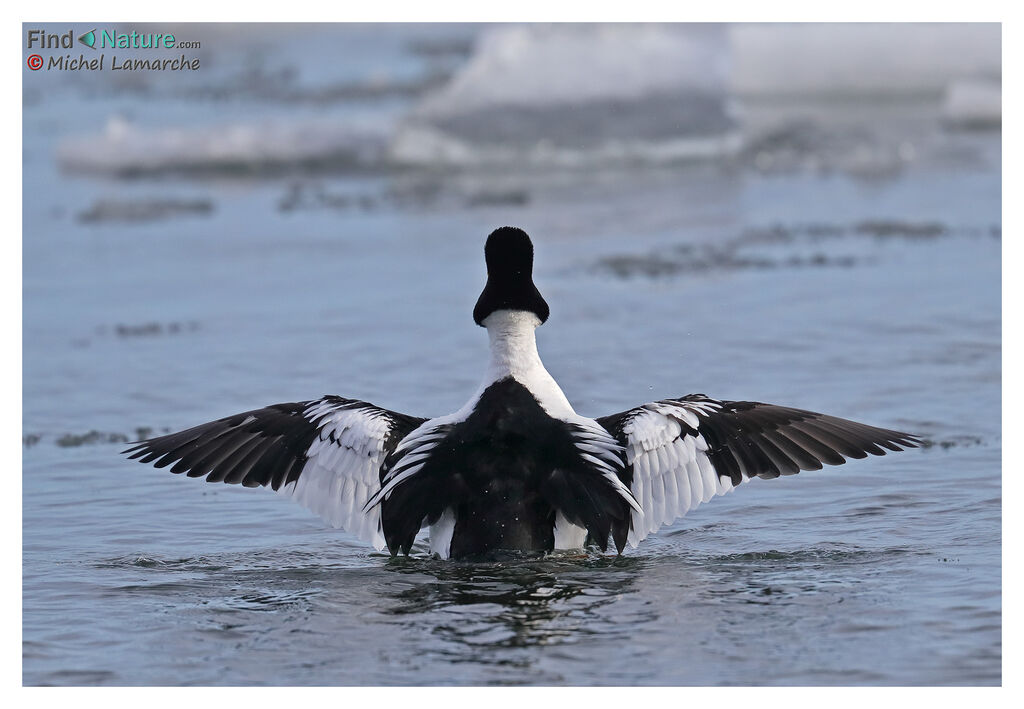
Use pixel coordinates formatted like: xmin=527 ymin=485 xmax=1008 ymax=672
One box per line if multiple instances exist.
xmin=477 ymin=309 xmax=575 ymax=417
xmin=484 ymin=310 xmax=543 ymax=377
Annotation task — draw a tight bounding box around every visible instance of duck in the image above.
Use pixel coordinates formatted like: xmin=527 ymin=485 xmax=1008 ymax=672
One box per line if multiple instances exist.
xmin=124 ymin=226 xmax=919 ymax=559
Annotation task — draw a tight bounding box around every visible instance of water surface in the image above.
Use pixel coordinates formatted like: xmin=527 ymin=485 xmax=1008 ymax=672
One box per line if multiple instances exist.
xmin=23 ymin=23 xmax=1000 ymax=685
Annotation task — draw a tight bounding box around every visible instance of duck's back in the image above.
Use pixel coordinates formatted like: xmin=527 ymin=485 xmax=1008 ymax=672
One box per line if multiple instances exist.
xmin=378 ymin=376 xmax=636 ymax=558
xmin=444 ymin=378 xmax=565 ymax=557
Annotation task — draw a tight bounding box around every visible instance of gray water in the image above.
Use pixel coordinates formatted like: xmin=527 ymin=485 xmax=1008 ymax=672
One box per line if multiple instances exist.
xmin=23 ymin=24 xmax=1000 ymax=685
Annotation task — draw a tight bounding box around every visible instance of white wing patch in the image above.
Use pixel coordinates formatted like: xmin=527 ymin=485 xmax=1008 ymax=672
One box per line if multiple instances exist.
xmin=278 ymin=400 xmax=395 ymax=551
xmin=621 ymin=400 xmax=741 ymax=548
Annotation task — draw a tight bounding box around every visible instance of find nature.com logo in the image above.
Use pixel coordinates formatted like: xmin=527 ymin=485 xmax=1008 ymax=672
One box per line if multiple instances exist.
xmin=26 ymin=27 xmax=201 ymax=72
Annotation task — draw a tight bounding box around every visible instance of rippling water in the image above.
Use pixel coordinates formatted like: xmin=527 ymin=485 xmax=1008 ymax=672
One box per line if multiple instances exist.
xmin=23 ymin=24 xmax=1000 ymax=685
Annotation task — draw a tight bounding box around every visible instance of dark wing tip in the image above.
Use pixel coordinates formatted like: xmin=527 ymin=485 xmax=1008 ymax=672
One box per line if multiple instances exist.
xmin=119 ymin=402 xmax=323 ymax=488
xmin=121 ymin=441 xmax=148 ymax=455
xmin=696 ymin=400 xmax=922 ymax=484
xmin=896 ymin=432 xmax=924 ymax=448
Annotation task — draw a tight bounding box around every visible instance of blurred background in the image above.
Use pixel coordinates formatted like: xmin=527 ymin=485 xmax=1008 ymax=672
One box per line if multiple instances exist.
xmin=23 ymin=23 xmax=1001 ymax=686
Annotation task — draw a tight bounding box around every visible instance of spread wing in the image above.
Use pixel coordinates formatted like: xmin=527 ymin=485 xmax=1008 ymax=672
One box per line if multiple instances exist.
xmin=596 ymin=394 xmax=920 ymax=548
xmin=122 ymin=396 xmax=427 ymax=550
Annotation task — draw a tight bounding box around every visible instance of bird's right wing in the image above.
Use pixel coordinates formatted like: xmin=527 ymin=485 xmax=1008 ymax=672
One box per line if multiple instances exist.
xmin=123 ymin=396 xmax=427 ymax=550
xmin=597 ymin=395 xmax=920 ymax=548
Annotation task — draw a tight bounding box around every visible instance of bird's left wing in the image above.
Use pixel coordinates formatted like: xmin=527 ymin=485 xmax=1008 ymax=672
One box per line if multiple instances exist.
xmin=596 ymin=395 xmax=920 ymax=548
xmin=123 ymin=396 xmax=427 ymax=550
